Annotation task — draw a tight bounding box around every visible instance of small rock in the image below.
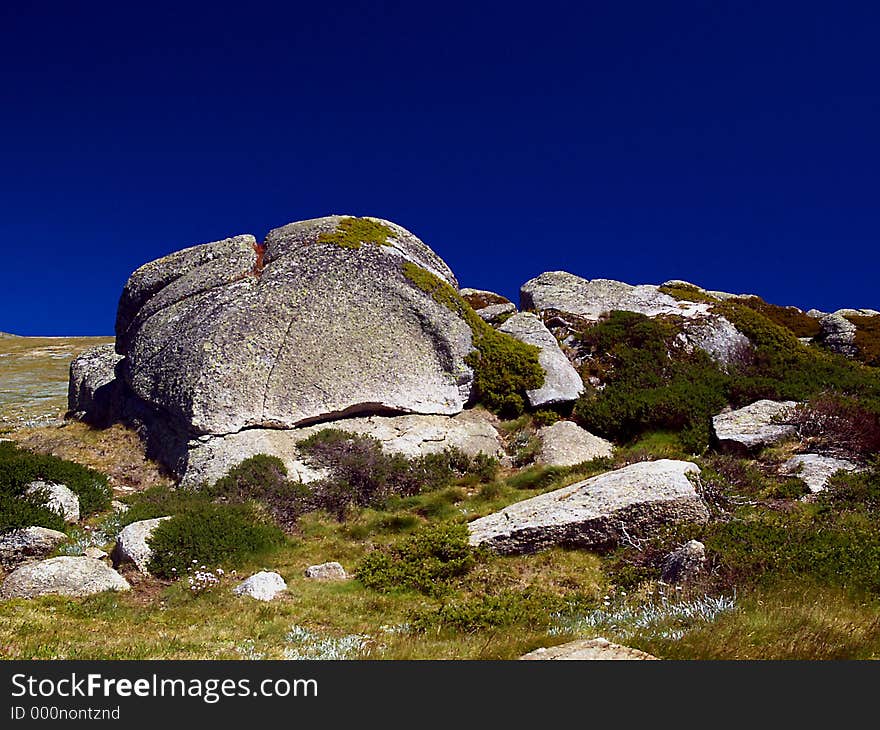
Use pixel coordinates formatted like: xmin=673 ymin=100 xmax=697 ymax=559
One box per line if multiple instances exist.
xmin=0 ymin=527 xmax=68 ymax=570
xmin=712 ymin=400 xmax=798 ymax=452
xmin=520 ymin=637 xmax=658 ymax=660
xmin=83 ymin=547 xmax=108 ymax=561
xmin=115 ymin=517 xmax=171 ymax=574
xmin=781 ymin=454 xmax=860 ymax=493
xmin=0 ymin=556 xmax=130 ymax=599
xmin=111 ymin=500 xmax=129 ymax=513
xmin=304 ymin=562 xmax=348 ymax=581
xmin=233 ymin=571 xmax=287 ymax=601
xmin=660 ymin=540 xmax=706 ymax=584
xmin=25 ymin=481 xmax=80 ymax=523
xmin=537 ymin=421 xmax=613 ymax=467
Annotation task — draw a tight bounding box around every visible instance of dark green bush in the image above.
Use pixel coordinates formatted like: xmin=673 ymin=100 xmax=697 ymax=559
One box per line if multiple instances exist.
xmin=120 ymin=485 xmax=209 ymax=526
xmin=848 ymin=315 xmax=880 ymax=367
xmin=146 ymin=502 xmax=284 ymax=579
xmin=356 ymin=522 xmax=476 ymax=596
xmin=0 ymin=492 xmax=66 ymax=533
xmin=731 ymin=296 xmax=822 ymax=338
xmin=0 ymin=441 xmax=111 ymax=516
xmin=409 ymin=589 xmax=567 ymax=633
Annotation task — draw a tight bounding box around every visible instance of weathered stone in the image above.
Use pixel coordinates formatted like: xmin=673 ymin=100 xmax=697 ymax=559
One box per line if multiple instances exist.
xmin=537 ymin=421 xmax=613 ymax=467
xmin=25 ymin=481 xmax=80 ymax=523
xmin=0 ymin=556 xmax=130 ymax=599
xmin=115 ymin=216 xmax=475 ymax=437
xmin=233 ymin=571 xmax=287 ymax=601
xmin=498 ymin=313 xmax=583 ymax=407
xmin=83 ymin=547 xmax=109 ymax=561
xmin=304 ymin=562 xmax=348 ymax=581
xmin=712 ymin=400 xmax=798 ymax=452
xmin=115 ymin=517 xmax=171 ymax=574
xmin=468 ymin=459 xmax=708 ymax=554
xmin=0 ymin=527 xmax=67 ymax=569
xmin=475 ymin=302 xmax=517 ymax=323
xmin=520 ymin=637 xmax=658 ymax=660
xmin=781 ymin=453 xmax=860 ymax=493
xmin=460 ymin=288 xmax=511 ymax=309
xmin=677 ymin=315 xmax=752 ymax=368
xmin=660 ymin=540 xmax=706 ymax=584
xmin=521 ymin=271 xmax=712 ymax=321
xmin=817 ymin=312 xmax=859 ymax=357
xmin=181 ymin=411 xmax=504 ymax=488
xmin=67 ymin=344 xmax=124 ymax=424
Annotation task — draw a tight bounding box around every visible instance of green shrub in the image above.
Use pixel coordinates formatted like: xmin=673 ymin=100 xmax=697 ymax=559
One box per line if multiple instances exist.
xmin=146 ymin=502 xmax=284 ymax=579
xmin=356 ymin=522 xmax=477 ymax=596
xmin=317 ymin=216 xmax=393 ymax=249
xmin=0 ymin=492 xmax=66 ymax=533
xmin=848 ymin=315 xmax=880 ymax=367
xmin=403 ymin=262 xmax=543 ymax=417
xmin=409 ymin=589 xmax=567 ymax=633
xmin=657 ymin=283 xmax=719 ymax=305
xmin=0 ymin=441 xmax=111 ymax=516
xmin=532 ymin=409 xmax=562 ymax=427
xmin=730 ymin=296 xmax=822 ymax=338
xmin=120 ymin=485 xmax=209 ymax=526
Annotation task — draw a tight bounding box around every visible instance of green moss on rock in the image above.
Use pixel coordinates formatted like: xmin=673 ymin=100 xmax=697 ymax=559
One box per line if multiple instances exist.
xmin=402 ymin=262 xmax=544 ymax=417
xmin=317 ymin=216 xmax=394 ymax=249
xmin=658 ymin=283 xmax=718 ymax=305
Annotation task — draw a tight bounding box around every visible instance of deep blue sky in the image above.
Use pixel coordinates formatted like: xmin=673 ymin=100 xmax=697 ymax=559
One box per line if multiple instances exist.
xmin=2 ymin=1 xmax=879 ymax=335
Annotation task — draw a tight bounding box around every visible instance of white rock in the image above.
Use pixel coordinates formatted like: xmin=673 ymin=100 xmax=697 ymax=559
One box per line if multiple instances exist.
xmin=537 ymin=421 xmax=613 ymax=467
xmin=520 ymin=637 xmax=658 ymax=660
xmin=781 ymin=453 xmax=860 ymax=493
xmin=712 ymin=400 xmax=798 ymax=451
xmin=115 ymin=517 xmax=171 ymax=574
xmin=304 ymin=562 xmax=348 ymax=581
xmin=0 ymin=556 xmax=130 ymax=599
xmin=0 ymin=527 xmax=68 ymax=569
xmin=468 ymin=459 xmax=708 ymax=554
xmin=233 ymin=571 xmax=287 ymax=601
xmin=25 ymin=481 xmax=80 ymax=523
xmin=498 ymin=313 xmax=584 ymax=407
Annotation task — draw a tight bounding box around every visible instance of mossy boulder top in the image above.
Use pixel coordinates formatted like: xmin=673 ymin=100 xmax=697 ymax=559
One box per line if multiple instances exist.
xmin=113 ymin=216 xmax=476 ymax=436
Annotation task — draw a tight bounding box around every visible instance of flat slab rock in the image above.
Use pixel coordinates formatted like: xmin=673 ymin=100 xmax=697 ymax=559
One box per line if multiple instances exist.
xmin=520 ymin=638 xmax=658 ymax=660
xmin=498 ymin=313 xmax=584 ymax=407
xmin=0 ymin=556 xmax=130 ymax=599
xmin=712 ymin=400 xmax=798 ymax=451
xmin=468 ymin=459 xmax=708 ymax=554
xmin=0 ymin=527 xmax=68 ymax=570
xmin=537 ymin=421 xmax=613 ymax=467
xmin=781 ymin=454 xmax=860 ymax=493
xmin=181 ymin=411 xmax=504 ymax=488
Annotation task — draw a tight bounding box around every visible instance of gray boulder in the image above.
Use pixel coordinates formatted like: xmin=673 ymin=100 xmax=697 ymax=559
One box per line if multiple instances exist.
xmin=181 ymin=411 xmax=504 ymax=488
xmin=498 ymin=313 xmax=583 ymax=407
xmin=67 ymin=344 xmax=124 ymax=424
xmin=677 ymin=315 xmax=752 ymax=368
xmin=660 ymin=540 xmax=706 ymax=584
xmin=0 ymin=527 xmax=68 ymax=569
xmin=781 ymin=454 xmax=860 ymax=493
xmin=520 ymin=637 xmax=658 ymax=660
xmin=817 ymin=312 xmax=859 ymax=357
xmin=712 ymin=400 xmax=798 ymax=452
xmin=25 ymin=481 xmax=80 ymax=523
xmin=304 ymin=562 xmax=348 ymax=581
xmin=233 ymin=571 xmax=287 ymax=601
xmin=115 ymin=216 xmax=476 ymax=437
xmin=537 ymin=421 xmax=613 ymax=467
xmin=115 ymin=517 xmax=171 ymax=574
xmin=468 ymin=459 xmax=708 ymax=554
xmin=0 ymin=556 xmax=130 ymax=599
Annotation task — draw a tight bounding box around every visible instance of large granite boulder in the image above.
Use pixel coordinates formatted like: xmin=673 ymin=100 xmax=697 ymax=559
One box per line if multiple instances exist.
xmin=498 ymin=313 xmax=583 ymax=407
xmin=114 ymin=216 xmax=476 ymax=437
xmin=25 ymin=481 xmax=80 ymax=523
xmin=712 ymin=400 xmax=798 ymax=452
xmin=67 ymin=344 xmax=124 ymax=424
xmin=181 ymin=411 xmax=504 ymax=488
xmin=114 ymin=517 xmax=171 ymax=574
xmin=468 ymin=459 xmax=708 ymax=554
xmin=781 ymin=453 xmax=860 ymax=493
xmin=0 ymin=527 xmax=68 ymax=570
xmin=537 ymin=421 xmax=613 ymax=467
xmin=520 ymin=637 xmax=658 ymax=660
xmin=0 ymin=556 xmax=130 ymax=599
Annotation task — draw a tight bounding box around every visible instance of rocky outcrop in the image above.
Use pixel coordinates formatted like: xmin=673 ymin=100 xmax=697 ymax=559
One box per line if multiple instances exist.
xmin=0 ymin=556 xmax=130 ymax=599
xmin=817 ymin=312 xmax=859 ymax=357
xmin=114 ymin=517 xmax=171 ymax=574
xmin=304 ymin=562 xmax=348 ymax=581
xmin=67 ymin=344 xmax=124 ymax=424
xmin=181 ymin=411 xmax=504 ymax=488
xmin=498 ymin=313 xmax=583 ymax=407
xmin=781 ymin=454 xmax=860 ymax=493
xmin=468 ymin=459 xmax=708 ymax=554
xmin=25 ymin=481 xmax=80 ymax=523
xmin=536 ymin=421 xmax=613 ymax=467
xmin=0 ymin=527 xmax=67 ymax=569
xmin=460 ymin=288 xmax=516 ymax=323
xmin=712 ymin=400 xmax=798 ymax=452
xmin=677 ymin=315 xmax=752 ymax=368
xmin=233 ymin=571 xmax=287 ymax=601
xmin=660 ymin=540 xmax=706 ymax=584
xmin=115 ymin=216 xmax=476 ymax=437
xmin=520 ymin=637 xmax=658 ymax=660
